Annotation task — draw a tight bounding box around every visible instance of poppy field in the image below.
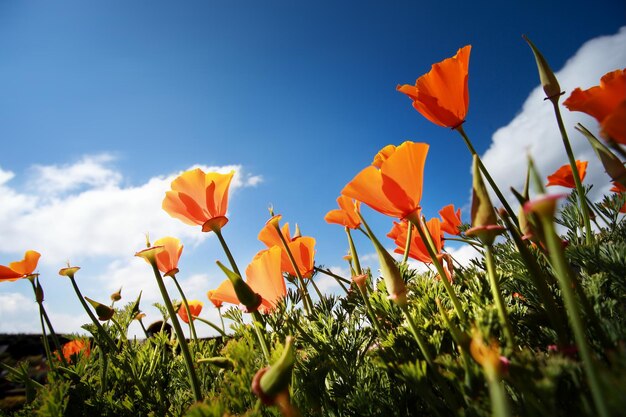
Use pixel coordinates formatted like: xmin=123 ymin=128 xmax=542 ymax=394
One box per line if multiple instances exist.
xmin=1 ymin=38 xmax=626 ymax=417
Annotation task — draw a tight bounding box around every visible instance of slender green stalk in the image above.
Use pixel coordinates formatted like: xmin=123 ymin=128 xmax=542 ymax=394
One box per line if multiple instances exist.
xmin=309 ymin=276 xmax=324 ymax=301
xmin=251 ymin=311 xmax=272 ymax=363
xmin=148 ymin=260 xmax=203 ymax=402
xmin=483 ymin=244 xmax=516 ymax=350
xmin=346 ymin=228 xmax=363 ymax=275
xmin=28 ymin=279 xmax=66 ymax=367
xmin=436 ymin=298 xmax=473 ymax=387
xmin=485 ymin=374 xmax=512 ymax=417
xmin=214 ymin=228 xmax=242 ymax=277
xmin=539 ymin=215 xmax=608 ymax=417
xmin=402 ymin=221 xmax=413 ymax=264
xmin=171 ymin=274 xmax=199 ymax=342
xmin=275 ymin=227 xmax=314 ymax=315
xmin=443 ymin=236 xmax=484 ymax=251
xmin=358 ymin=286 xmax=384 ymax=338
xmin=407 ymin=213 xmax=467 ymax=324
xmin=99 ymin=350 xmax=108 ymax=396
xmin=217 ymin=306 xmax=226 ymax=333
xmin=399 ymin=304 xmax=434 ymax=367
xmin=68 ymin=276 xmax=118 ymax=352
xmin=455 ymin=125 xmax=519 ymax=227
xmin=550 ymin=100 xmax=593 ymax=244
xmin=314 ymin=267 xmax=350 ymax=294
xmin=194 ymin=315 xmax=227 ymax=338
xmin=37 ymin=306 xmax=54 ymax=372
xmin=500 ymin=212 xmax=569 ymax=348
xmin=138 ymin=319 xmax=150 ymax=339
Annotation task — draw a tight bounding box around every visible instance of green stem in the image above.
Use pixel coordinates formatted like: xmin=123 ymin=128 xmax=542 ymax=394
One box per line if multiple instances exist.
xmin=399 ymin=304 xmax=434 ymax=367
xmin=139 ymin=319 xmax=150 ymax=339
xmin=484 ymin=244 xmax=516 ymax=350
xmin=539 ymin=215 xmax=608 ymax=417
xmin=194 ymin=315 xmax=227 ymax=338
xmin=402 ymin=221 xmax=413 ymax=264
xmin=38 ymin=304 xmax=54 ymax=372
xmin=358 ymin=286 xmax=385 ymax=338
xmin=217 ymin=307 xmax=226 ymax=334
xmin=171 ymin=274 xmax=199 ymax=343
xmin=485 ymin=370 xmax=512 ymax=417
xmin=148 ymin=260 xmax=203 ymax=402
xmin=309 ymin=276 xmax=324 ymax=301
xmin=456 ymin=125 xmax=519 ymax=228
xmin=500 ymin=212 xmax=569 ymax=348
xmin=346 ymin=228 xmax=363 ymax=275
xmin=275 ymin=227 xmax=314 ymax=315
xmin=214 ymin=228 xmax=242 ymax=277
xmin=443 ymin=237 xmax=484 ymax=251
xmin=251 ymin=311 xmax=272 ymax=363
xmin=550 ymin=99 xmax=593 ymax=245
xmin=407 ymin=214 xmax=467 ymax=324
xmin=28 ymin=280 xmax=66 ymax=367
xmin=314 ymin=267 xmax=350 ymax=294
xmin=68 ymin=276 xmax=118 ymax=352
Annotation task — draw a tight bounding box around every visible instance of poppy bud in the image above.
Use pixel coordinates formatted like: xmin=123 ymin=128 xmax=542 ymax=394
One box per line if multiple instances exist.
xmin=58 ymin=266 xmax=81 ymax=278
xmin=252 ymin=336 xmax=295 ymax=405
xmin=216 ymin=261 xmax=262 ymax=312
xmin=466 ymin=156 xmax=505 ymax=245
xmin=35 ymin=278 xmax=44 ymax=303
xmin=366 ymin=223 xmax=407 ymax=307
xmin=110 ymin=287 xmax=122 ymax=302
xmin=352 ymin=274 xmax=368 ymax=294
xmin=523 ymin=35 xmax=562 ymax=101
xmin=523 ymin=194 xmax=567 ymax=220
xmin=85 ymin=296 xmax=115 ymax=321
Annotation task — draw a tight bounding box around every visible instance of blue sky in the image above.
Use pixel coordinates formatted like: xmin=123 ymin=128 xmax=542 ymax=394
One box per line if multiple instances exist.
xmin=1 ymin=1 xmax=625 ymax=335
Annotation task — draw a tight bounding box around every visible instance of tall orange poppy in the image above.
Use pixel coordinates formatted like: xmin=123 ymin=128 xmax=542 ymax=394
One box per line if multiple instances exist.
xmin=439 ymin=204 xmax=462 ymax=236
xmin=209 ymin=246 xmax=286 ymax=314
xmin=258 ymin=216 xmax=316 ymax=278
xmin=324 ymin=196 xmax=361 ymax=229
xmin=546 ymin=161 xmax=588 ymax=188
xmin=0 ymin=250 xmax=41 ymax=282
xmin=177 ymin=300 xmax=203 ymax=324
xmin=397 ymin=45 xmax=471 ymax=128
xmin=564 ymin=69 xmax=626 ymax=144
xmin=387 ymin=218 xmax=443 ymax=263
xmin=162 ymin=169 xmax=234 ymax=233
xmin=154 ymin=237 xmax=183 ymax=277
xmin=342 ymin=141 xmax=428 ymax=219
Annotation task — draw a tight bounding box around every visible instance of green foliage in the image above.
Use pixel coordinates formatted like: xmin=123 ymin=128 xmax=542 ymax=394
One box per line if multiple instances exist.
xmin=2 ymin=196 xmax=626 ymax=416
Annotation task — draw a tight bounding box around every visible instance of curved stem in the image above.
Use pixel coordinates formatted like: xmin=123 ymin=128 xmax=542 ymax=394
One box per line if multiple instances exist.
xmin=214 ymin=228 xmax=242 ymax=277
xmin=407 ymin=214 xmax=467 ymax=324
xmin=275 ymin=228 xmax=313 ymax=315
xmin=484 ymin=244 xmax=516 ymax=350
xmin=148 ymin=260 xmax=203 ymax=402
xmin=251 ymin=311 xmax=272 ymax=363
xmin=551 ymin=100 xmax=593 ymax=245
xmin=194 ymin=315 xmax=227 ymax=338
xmin=68 ymin=276 xmax=118 ymax=352
xmin=456 ymin=125 xmax=519 ymax=228
xmin=171 ymin=274 xmax=199 ymax=343
xmin=539 ymin=215 xmax=608 ymax=417
xmin=402 ymin=222 xmax=413 ymax=264
xmin=399 ymin=304 xmax=434 ymax=367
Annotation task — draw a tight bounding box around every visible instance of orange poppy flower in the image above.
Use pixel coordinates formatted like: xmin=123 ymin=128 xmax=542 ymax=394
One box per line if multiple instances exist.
xmin=177 ymin=300 xmax=203 ymax=324
xmin=342 ymin=141 xmax=428 ymax=219
xmin=387 ymin=218 xmax=443 ymax=263
xmin=397 ymin=45 xmax=471 ymax=128
xmin=611 ymin=182 xmax=626 ymax=193
xmin=564 ymin=69 xmax=626 ymax=144
xmin=209 ymin=246 xmax=286 ymax=314
xmin=258 ymin=216 xmax=316 ymax=278
xmin=162 ymin=169 xmax=234 ymax=233
xmin=546 ymin=161 xmax=588 ymax=188
xmin=0 ymin=250 xmax=41 ymax=282
xmin=154 ymin=237 xmax=183 ymax=277
xmin=206 ymin=290 xmax=223 ymax=308
xmin=324 ymin=196 xmax=361 ymax=229
xmin=439 ymin=204 xmax=462 ymax=236
xmin=61 ymin=339 xmax=90 ymax=363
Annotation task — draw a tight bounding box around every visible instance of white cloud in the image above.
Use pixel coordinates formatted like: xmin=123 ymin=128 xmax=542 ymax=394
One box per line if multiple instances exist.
xmin=0 ymin=156 xmax=261 ymax=265
xmin=482 ymin=27 xmax=626 ymax=205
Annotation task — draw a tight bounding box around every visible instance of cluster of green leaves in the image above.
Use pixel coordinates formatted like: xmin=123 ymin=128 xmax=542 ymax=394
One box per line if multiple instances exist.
xmin=2 ymin=195 xmax=626 ymax=417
